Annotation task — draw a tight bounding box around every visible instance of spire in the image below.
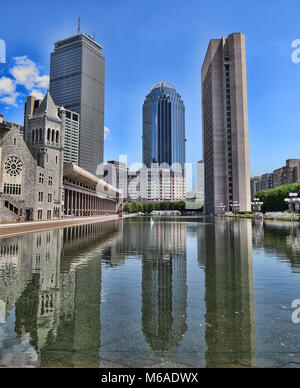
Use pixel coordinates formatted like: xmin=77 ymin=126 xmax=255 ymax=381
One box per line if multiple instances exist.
xmin=31 ymin=92 xmax=61 ymax=123
xmin=78 ymin=11 xmax=81 ymax=34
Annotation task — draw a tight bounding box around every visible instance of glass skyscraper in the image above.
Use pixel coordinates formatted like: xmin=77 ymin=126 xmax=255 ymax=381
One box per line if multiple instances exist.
xmin=50 ymin=33 xmax=105 ymax=174
xmin=143 ymin=82 xmax=186 ymax=170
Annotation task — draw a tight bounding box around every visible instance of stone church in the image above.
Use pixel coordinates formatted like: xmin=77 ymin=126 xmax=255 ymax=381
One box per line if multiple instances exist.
xmin=0 ymin=92 xmax=64 ymax=222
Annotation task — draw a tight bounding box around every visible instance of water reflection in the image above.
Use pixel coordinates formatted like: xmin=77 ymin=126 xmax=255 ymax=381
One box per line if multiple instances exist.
xmin=0 ymin=221 xmax=122 ymax=367
xmin=0 ymin=217 xmax=299 ymax=368
xmin=254 ymin=221 xmax=300 ymax=273
xmin=198 ymin=218 xmax=255 ymax=368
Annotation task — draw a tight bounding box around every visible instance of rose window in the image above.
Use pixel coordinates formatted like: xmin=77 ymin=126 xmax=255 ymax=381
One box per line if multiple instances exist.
xmin=4 ymin=156 xmax=23 ymax=176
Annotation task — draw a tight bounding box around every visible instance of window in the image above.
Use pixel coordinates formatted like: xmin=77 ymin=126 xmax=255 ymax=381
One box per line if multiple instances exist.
xmin=38 ymin=210 xmax=43 ymax=220
xmin=48 ymin=176 xmax=53 ymax=186
xmin=48 ymin=193 xmax=52 ymax=203
xmin=47 ymin=210 xmax=52 ymax=220
xmin=13 ymin=138 xmax=17 ymax=145
xmin=47 ymin=128 xmax=51 ymax=142
xmin=39 ymin=173 xmax=44 ymax=184
xmin=3 ymin=183 xmax=22 ymax=195
xmin=56 ymin=131 xmax=59 ymax=144
xmin=56 ymin=156 xmax=58 ymax=164
xmin=38 ymin=192 xmax=43 ymax=202
xmin=32 ymin=130 xmax=35 ymax=143
xmin=51 ymin=130 xmax=55 ymax=143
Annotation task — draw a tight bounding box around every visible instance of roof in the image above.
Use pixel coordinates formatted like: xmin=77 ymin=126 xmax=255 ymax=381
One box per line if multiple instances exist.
xmin=63 ymin=163 xmax=122 ymax=199
xmin=30 ymin=92 xmax=61 ymax=123
xmin=151 ymin=81 xmax=176 ymax=91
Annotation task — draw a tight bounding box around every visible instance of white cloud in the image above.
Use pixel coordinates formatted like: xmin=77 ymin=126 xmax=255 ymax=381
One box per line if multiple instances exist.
xmin=0 ymin=56 xmax=49 ymax=108
xmin=0 ymin=77 xmax=15 ymax=95
xmin=30 ymin=90 xmax=45 ymax=100
xmin=104 ymin=126 xmax=110 ymax=140
xmin=10 ymin=56 xmax=49 ymax=90
xmin=1 ymin=93 xmax=20 ymax=107
xmin=0 ymin=77 xmax=19 ymax=106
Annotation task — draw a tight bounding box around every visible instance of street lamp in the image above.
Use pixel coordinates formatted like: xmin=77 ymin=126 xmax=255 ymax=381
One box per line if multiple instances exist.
xmin=217 ymin=202 xmax=226 ymax=215
xmin=251 ymin=198 xmax=264 ymax=218
xmin=284 ymin=193 xmax=300 ymax=221
xmin=230 ymin=201 xmax=240 ymax=215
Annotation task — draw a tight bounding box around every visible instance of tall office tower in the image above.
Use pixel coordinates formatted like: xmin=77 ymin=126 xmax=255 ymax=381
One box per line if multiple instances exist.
xmin=50 ymin=32 xmax=105 ymax=174
xmin=202 ymin=33 xmax=251 ymax=214
xmin=143 ymin=81 xmax=186 ymax=171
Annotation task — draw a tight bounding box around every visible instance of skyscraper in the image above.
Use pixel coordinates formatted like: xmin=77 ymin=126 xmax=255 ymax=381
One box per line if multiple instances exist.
xmin=143 ymin=81 xmax=186 ymax=170
xmin=202 ymin=33 xmax=251 ymax=214
xmin=50 ymin=32 xmax=105 ymax=174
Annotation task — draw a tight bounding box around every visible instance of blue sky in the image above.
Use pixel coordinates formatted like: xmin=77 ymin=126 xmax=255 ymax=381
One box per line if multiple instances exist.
xmin=1 ymin=0 xmax=300 ymax=181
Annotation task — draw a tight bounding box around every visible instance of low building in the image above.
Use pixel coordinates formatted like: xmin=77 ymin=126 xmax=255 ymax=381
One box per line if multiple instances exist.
xmin=139 ymin=167 xmax=185 ymax=202
xmin=250 ymin=177 xmax=261 ymax=199
xmin=0 ymin=113 xmax=24 ymax=138
xmin=0 ymin=92 xmax=121 ymax=223
xmin=101 ymin=161 xmax=128 ymax=199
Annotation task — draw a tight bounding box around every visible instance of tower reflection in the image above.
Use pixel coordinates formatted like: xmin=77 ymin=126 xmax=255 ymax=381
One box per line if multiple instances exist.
xmin=0 ymin=221 xmax=122 ymax=367
xmin=141 ymin=220 xmax=188 ymax=358
xmin=199 ymin=218 xmax=255 ymax=368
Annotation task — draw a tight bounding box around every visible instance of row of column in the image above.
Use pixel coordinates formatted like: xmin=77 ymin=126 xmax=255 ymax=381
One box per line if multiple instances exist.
xmin=64 ymin=188 xmax=116 ymax=217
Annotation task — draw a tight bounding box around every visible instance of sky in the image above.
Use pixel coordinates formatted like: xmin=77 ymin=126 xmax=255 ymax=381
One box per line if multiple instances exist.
xmin=1 ymin=0 xmax=300 ymax=184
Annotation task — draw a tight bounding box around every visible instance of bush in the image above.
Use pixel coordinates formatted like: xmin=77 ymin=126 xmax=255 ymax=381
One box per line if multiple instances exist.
xmin=122 ymin=201 xmax=190 ymax=214
xmin=237 ymin=211 xmax=254 ymax=215
xmin=257 ymin=182 xmax=300 ymax=212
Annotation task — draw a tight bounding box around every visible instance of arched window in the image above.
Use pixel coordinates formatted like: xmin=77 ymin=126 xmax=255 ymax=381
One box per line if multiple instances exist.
xmin=47 ymin=128 xmax=51 ymax=143
xmin=32 ymin=130 xmax=35 ymax=143
xmin=56 ymin=131 xmax=59 ymax=145
xmin=39 ymin=128 xmax=42 ymax=142
xmin=51 ymin=129 xmax=55 ymax=143
xmin=35 ymin=129 xmax=39 ymax=143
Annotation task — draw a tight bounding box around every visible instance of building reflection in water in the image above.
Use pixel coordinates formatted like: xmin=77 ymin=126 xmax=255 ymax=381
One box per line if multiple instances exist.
xmin=101 ymin=217 xmax=188 ymax=359
xmin=198 ymin=218 xmax=255 ymax=368
xmin=0 ymin=220 xmax=122 ymax=367
xmin=141 ymin=220 xmax=188 ymax=358
xmin=257 ymin=221 xmax=300 ymax=273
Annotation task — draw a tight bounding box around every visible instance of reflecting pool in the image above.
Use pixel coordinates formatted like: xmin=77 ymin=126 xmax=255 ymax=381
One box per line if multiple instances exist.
xmin=0 ymin=217 xmax=299 ymax=368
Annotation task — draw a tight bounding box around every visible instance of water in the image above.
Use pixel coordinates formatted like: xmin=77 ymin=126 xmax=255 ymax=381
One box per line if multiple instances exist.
xmin=0 ymin=216 xmax=299 ymax=368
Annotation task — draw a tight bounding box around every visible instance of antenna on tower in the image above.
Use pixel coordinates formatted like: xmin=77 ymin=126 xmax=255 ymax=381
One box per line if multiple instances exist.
xmin=78 ymin=11 xmax=81 ymax=34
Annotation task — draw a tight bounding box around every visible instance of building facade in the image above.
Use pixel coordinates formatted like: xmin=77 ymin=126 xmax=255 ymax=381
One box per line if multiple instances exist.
xmin=250 ymin=177 xmax=261 ymax=199
xmin=0 ymin=92 xmax=120 ymax=223
xmin=202 ymin=33 xmax=251 ymax=214
xmin=135 ymin=166 xmax=186 ymax=202
xmin=143 ymin=81 xmax=186 ymax=170
xmin=50 ymin=32 xmax=105 ymax=174
xmin=24 ymin=95 xmax=80 ymax=165
xmin=101 ymin=161 xmax=129 ymax=199
xmin=196 ymin=160 xmax=205 ymax=200
xmin=0 ymin=114 xmax=24 ymax=138
xmin=0 ymin=92 xmax=64 ymax=221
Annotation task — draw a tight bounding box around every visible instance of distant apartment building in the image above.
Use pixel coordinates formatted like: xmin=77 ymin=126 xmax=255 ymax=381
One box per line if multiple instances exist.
xmin=202 ymin=33 xmax=251 ymax=214
xmin=260 ymin=173 xmax=274 ymax=191
xmin=273 ymin=159 xmax=300 ymax=188
xmin=0 ymin=114 xmax=24 ymax=138
xmin=140 ymin=167 xmax=186 ymax=202
xmin=102 ymin=161 xmax=129 ymax=199
xmin=251 ymin=159 xmax=300 ymax=196
xmin=126 ymin=166 xmax=185 ymax=202
xmin=196 ymin=160 xmax=205 ymax=200
xmin=250 ymin=177 xmax=261 ymax=199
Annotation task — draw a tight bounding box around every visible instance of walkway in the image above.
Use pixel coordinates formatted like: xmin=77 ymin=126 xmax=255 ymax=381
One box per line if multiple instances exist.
xmin=0 ymin=215 xmax=134 ymax=239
